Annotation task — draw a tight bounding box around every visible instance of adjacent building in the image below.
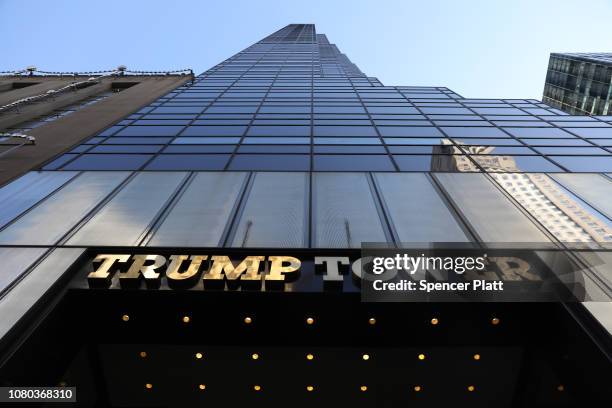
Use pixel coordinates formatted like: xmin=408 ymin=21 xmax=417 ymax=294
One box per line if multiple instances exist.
xmin=0 ymin=68 xmax=192 ymax=185
xmin=0 ymin=25 xmax=610 ymax=407
xmin=543 ymin=52 xmax=612 ymax=115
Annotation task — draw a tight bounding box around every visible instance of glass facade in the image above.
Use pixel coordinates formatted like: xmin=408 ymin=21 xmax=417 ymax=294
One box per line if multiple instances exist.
xmin=0 ymin=24 xmax=609 ymax=294
xmin=37 ymin=34 xmax=612 ymax=174
xmin=543 ymin=53 xmax=612 ymax=115
xmin=0 ymin=24 xmax=611 ymax=407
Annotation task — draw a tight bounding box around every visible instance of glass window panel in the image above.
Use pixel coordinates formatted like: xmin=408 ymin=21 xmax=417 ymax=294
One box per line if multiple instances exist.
xmin=90 ymin=145 xmax=163 ymax=153
xmin=205 ymin=106 xmax=258 ymax=114
xmin=374 ymin=173 xmax=469 ymax=242
xmin=98 ymin=126 xmax=123 ymax=136
xmin=67 ymin=172 xmax=186 ymax=246
xmin=467 ymin=146 xmax=535 ymax=155
xmin=181 ymin=126 xmax=247 ymax=136
xmin=421 ymin=107 xmax=472 ymax=114
xmin=548 ymin=156 xmax=612 ymax=172
xmin=0 ymin=248 xmax=85 ymax=340
xmin=470 ymin=155 xmax=564 ymax=172
xmin=0 ymin=172 xmax=130 ymax=245
xmin=145 ymin=154 xmax=230 ymax=170
xmin=313 ymin=155 xmax=394 ymax=171
xmin=491 ymin=174 xmax=612 ymax=244
xmin=194 ymin=119 xmax=252 ymax=125
xmin=41 ymin=154 xmax=77 ymax=170
xmin=231 ymin=172 xmax=308 ymax=248
xmin=314 ymin=137 xmax=381 ymax=145
xmin=551 ymin=174 xmax=612 ymax=219
xmin=568 ymin=128 xmax=612 ymax=138
xmin=133 ymin=119 xmax=191 ymax=125
xmin=152 ymin=106 xmax=203 ymax=114
xmin=504 ymin=128 xmax=573 ymax=138
xmin=441 ymin=127 xmax=508 ymax=138
xmin=521 ymin=138 xmax=591 ymax=147
xmin=366 ymin=106 xmax=418 ymax=114
xmin=238 ymin=145 xmax=310 ymax=153
xmin=434 ymin=173 xmax=551 ymax=242
xmin=149 ymin=172 xmax=247 ymax=247
xmin=378 ymin=126 xmax=442 ymax=137
xmin=315 ymin=106 xmax=365 ymax=113
xmin=313 ymin=126 xmax=377 ymax=136
xmin=103 ymin=137 xmax=173 ymax=144
xmin=0 ymin=171 xmax=78 ymax=228
xmin=314 ymin=145 xmax=386 ymax=154
xmin=313 ymin=173 xmax=387 ymax=248
xmin=388 ymin=146 xmax=439 ymax=154
xmin=533 ymin=147 xmax=608 ymax=155
xmin=172 ymin=137 xmax=241 ymax=144
xmin=395 ymin=155 xmax=469 ymax=171
xmin=247 ymin=126 xmax=310 ymax=136
xmin=259 ymin=106 xmax=310 ymax=113
xmin=63 ymin=154 xmax=152 ymax=170
xmin=0 ymin=247 xmax=49 ymax=294
xmin=115 ymin=126 xmax=184 ymax=137
xmin=242 ymin=137 xmax=309 ymax=144
xmin=453 ymin=138 xmax=522 ymax=146
xmin=434 ymin=121 xmax=492 ymax=127
xmin=472 ymin=108 xmax=525 ymax=115
xmin=384 ymin=137 xmax=449 ymax=145
xmin=229 ymin=154 xmax=310 ymax=171
xmin=164 ymin=145 xmax=235 ymax=153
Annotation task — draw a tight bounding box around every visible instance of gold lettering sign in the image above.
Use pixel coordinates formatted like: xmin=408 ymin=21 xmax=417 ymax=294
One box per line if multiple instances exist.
xmin=166 ymin=255 xmax=208 ymax=281
xmin=86 ymin=253 xmax=547 ymax=292
xmin=265 ymin=256 xmax=301 ymax=289
xmin=203 ymin=256 xmax=265 ymax=289
xmin=88 ymin=254 xmax=130 ymax=288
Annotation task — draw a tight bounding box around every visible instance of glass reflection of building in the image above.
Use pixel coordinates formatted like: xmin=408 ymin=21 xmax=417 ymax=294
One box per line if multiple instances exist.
xmin=0 ymin=24 xmax=611 ymax=406
xmin=433 ymin=141 xmax=612 ymax=243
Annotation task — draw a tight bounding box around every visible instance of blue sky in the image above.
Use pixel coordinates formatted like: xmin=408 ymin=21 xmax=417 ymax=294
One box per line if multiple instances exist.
xmin=2 ymin=0 xmax=611 ymax=100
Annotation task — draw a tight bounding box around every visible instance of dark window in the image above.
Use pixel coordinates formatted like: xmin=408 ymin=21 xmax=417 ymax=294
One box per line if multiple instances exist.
xmin=313 ymin=155 xmax=394 ymax=171
xmin=378 ymin=127 xmax=442 ymax=137
xmin=145 ymin=154 xmax=230 ymax=170
xmin=63 ymin=154 xmax=153 ymax=170
xmin=229 ymin=154 xmax=310 ymax=171
xmin=247 ymin=126 xmax=310 ymax=136
xmin=181 ymin=126 xmax=247 ymax=136
xmin=548 ymin=156 xmax=612 ymax=172
xmin=314 ymin=145 xmax=386 ymax=154
xmin=115 ymin=126 xmax=184 ymax=137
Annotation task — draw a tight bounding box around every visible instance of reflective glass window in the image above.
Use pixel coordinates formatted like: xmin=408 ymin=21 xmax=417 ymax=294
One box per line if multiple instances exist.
xmin=149 ymin=172 xmax=247 ymax=247
xmin=548 ymin=156 xmax=612 ymax=172
xmin=145 ymin=154 xmax=230 ymax=170
xmin=67 ymin=172 xmax=187 ymax=246
xmin=229 ymin=154 xmax=310 ymax=171
xmin=313 ymin=172 xmax=387 ymax=247
xmin=434 ymin=173 xmax=551 ymax=242
xmin=313 ymin=155 xmax=394 ymax=171
xmin=231 ymin=172 xmax=308 ymax=248
xmin=0 ymin=172 xmax=130 ymax=245
xmin=63 ymin=154 xmax=152 ymax=170
xmin=374 ymin=173 xmax=469 ymax=242
xmin=0 ymin=171 xmax=78 ymax=228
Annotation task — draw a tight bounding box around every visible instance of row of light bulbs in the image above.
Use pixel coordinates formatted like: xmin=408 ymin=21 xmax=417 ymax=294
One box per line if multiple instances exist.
xmin=121 ymin=314 xmax=502 ymax=326
xmin=138 ymin=351 xmax=481 ymax=361
xmin=142 ymin=383 xmax=478 ymax=393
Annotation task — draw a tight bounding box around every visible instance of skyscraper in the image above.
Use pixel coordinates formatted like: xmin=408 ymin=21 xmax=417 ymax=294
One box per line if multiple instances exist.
xmin=543 ymin=52 xmax=612 ymax=115
xmin=0 ymin=24 xmax=610 ymax=407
